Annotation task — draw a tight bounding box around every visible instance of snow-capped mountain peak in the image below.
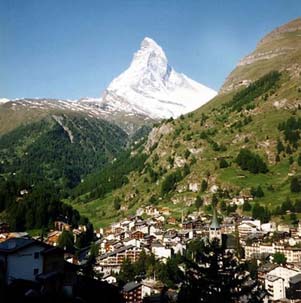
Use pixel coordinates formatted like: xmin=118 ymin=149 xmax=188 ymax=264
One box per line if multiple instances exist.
xmin=131 ymin=37 xmax=168 ymax=75
xmin=99 ymin=37 xmax=217 ymax=119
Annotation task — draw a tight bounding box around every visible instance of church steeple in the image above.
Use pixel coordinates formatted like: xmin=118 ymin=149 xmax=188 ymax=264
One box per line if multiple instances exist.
xmin=210 ymin=208 xmax=220 ymax=229
xmin=209 ymin=208 xmax=222 ymax=243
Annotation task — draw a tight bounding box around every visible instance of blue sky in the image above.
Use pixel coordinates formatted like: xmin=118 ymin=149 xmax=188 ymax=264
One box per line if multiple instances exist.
xmin=0 ymin=0 xmax=300 ymax=99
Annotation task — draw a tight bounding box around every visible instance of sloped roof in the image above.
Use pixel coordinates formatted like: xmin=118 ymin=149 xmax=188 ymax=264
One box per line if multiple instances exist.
xmin=123 ymin=281 xmax=141 ymax=292
xmin=210 ymin=209 xmax=220 ymax=229
xmin=0 ymin=237 xmax=49 ymax=254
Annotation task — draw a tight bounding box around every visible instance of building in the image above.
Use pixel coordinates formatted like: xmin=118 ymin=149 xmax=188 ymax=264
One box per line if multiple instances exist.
xmin=0 ymin=237 xmax=65 ymax=285
xmin=264 ymin=266 xmax=301 ymax=301
xmin=265 ymin=274 xmax=285 ymax=300
xmin=122 ymin=281 xmax=142 ymax=303
xmin=97 ymin=245 xmax=141 ymax=274
xmin=245 ymin=242 xmax=301 ymax=263
xmin=0 ymin=236 xmax=78 ymax=296
xmin=141 ymin=279 xmax=162 ymax=299
xmin=54 ymin=221 xmax=71 ymax=231
xmin=209 ymin=209 xmax=222 ymax=243
xmin=237 ymin=222 xmax=260 ymax=238
xmin=151 ymin=242 xmax=171 ymax=260
xmin=102 ymin=274 xmax=117 ymax=284
xmin=45 ymin=230 xmax=62 ymax=247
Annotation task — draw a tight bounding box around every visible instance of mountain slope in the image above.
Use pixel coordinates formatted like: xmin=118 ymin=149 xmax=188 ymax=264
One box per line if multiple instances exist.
xmin=0 ymin=98 xmax=153 ymax=136
xmin=98 ymin=37 xmax=217 ymax=119
xmin=69 ymin=18 xmax=301 ymax=227
xmin=0 ymin=113 xmax=128 ymax=188
xmin=221 ymin=17 xmax=301 ymax=94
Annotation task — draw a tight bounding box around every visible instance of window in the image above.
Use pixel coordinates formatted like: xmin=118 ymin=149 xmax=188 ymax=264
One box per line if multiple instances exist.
xmin=34 ymin=252 xmax=39 ymax=259
xmin=33 ymin=268 xmax=39 ymax=275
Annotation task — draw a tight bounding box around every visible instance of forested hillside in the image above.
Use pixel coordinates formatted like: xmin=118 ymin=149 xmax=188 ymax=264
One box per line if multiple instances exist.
xmin=68 ymin=19 xmax=301 ymax=227
xmin=0 ymin=114 xmax=128 ymax=189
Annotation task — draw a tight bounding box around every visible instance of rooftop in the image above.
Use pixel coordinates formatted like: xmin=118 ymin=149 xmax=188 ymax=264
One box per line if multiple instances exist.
xmin=266 ymin=275 xmax=282 ymax=282
xmin=0 ymin=237 xmax=47 ymax=254
xmin=123 ymin=281 xmax=141 ymax=292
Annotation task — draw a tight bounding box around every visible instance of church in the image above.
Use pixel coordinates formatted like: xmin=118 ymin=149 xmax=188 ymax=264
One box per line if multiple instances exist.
xmin=209 ymin=209 xmax=222 ymax=243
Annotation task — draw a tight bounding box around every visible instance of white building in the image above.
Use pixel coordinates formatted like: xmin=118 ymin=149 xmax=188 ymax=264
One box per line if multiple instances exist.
xmin=265 ymin=274 xmax=285 ymax=300
xmin=151 ymin=243 xmax=171 ymax=260
xmin=265 ymin=266 xmax=301 ymax=301
xmin=0 ymin=237 xmax=64 ymax=285
xmin=141 ymin=279 xmax=162 ymax=298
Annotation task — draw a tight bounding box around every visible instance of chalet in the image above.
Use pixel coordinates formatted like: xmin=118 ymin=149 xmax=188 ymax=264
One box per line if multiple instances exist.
xmin=114 ymin=227 xmax=124 ymax=235
xmin=122 ymin=281 xmax=142 ymax=303
xmin=144 ymin=235 xmax=157 ymax=247
xmin=182 ymin=220 xmax=194 ymax=230
xmin=144 ymin=206 xmax=160 ymax=216
xmin=167 ymin=217 xmax=177 ymax=225
xmin=54 ymin=221 xmax=71 ymax=232
xmin=141 ymin=278 xmax=162 ymax=299
xmin=148 ymin=224 xmax=159 ymax=235
xmin=133 ymin=221 xmax=148 ymax=234
xmin=44 ymin=231 xmax=62 ymax=247
xmin=121 ymin=220 xmax=132 ymax=231
xmin=153 ymin=215 xmax=165 ymax=223
xmin=178 ymin=230 xmax=193 ymax=241
xmin=182 ymin=219 xmax=203 ymax=230
xmin=163 ymin=233 xmax=180 ymax=245
xmin=115 ymin=231 xmax=126 ymax=241
xmin=131 ymin=230 xmax=145 ymax=240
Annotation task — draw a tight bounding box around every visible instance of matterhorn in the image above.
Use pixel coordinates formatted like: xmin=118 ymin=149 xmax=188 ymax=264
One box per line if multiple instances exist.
xmin=98 ymin=37 xmax=217 ymax=119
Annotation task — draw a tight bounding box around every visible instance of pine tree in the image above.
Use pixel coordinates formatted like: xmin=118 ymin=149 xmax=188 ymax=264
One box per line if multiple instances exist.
xmin=201 ymin=179 xmax=208 ymax=192
xmin=219 ymin=158 xmax=229 ymax=168
xmin=178 ymin=240 xmax=264 ymax=303
xmin=118 ymin=258 xmax=135 ymax=285
xmin=276 ymin=140 xmax=284 ymax=154
xmin=58 ymin=230 xmax=74 ymax=252
xmin=291 ymin=177 xmax=301 ymax=193
xmin=195 ymin=195 xmax=203 ymax=210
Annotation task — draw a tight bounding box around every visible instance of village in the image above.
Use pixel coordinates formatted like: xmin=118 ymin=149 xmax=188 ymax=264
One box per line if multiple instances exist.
xmin=2 ymin=196 xmax=301 ymax=303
